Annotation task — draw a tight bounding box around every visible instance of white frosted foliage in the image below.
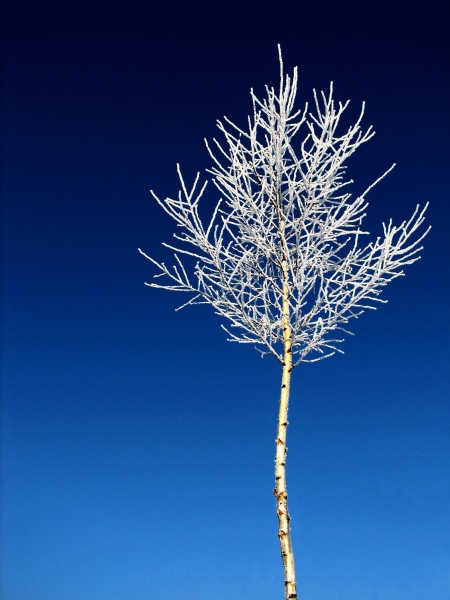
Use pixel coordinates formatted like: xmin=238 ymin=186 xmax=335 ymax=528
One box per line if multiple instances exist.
xmin=140 ymin=48 xmax=429 ymax=368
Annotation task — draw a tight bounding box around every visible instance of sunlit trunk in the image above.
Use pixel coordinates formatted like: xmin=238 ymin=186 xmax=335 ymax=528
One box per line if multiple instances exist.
xmin=274 ymin=280 xmax=297 ymax=599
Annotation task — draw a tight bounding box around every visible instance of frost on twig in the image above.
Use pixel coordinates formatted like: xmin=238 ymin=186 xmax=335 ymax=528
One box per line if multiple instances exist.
xmin=140 ymin=49 xmax=429 ymax=368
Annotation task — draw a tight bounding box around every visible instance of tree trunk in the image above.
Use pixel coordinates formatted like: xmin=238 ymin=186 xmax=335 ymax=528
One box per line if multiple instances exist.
xmin=274 ymin=283 xmax=297 ymax=599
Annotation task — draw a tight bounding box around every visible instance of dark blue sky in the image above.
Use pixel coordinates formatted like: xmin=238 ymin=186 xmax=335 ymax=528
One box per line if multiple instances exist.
xmin=1 ymin=1 xmax=449 ymax=599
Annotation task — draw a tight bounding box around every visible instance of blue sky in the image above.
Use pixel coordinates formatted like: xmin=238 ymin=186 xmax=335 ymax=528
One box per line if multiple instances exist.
xmin=1 ymin=1 xmax=449 ymax=599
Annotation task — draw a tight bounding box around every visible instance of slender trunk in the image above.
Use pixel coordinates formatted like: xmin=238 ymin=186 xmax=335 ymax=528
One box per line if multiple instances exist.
xmin=274 ymin=281 xmax=297 ymax=599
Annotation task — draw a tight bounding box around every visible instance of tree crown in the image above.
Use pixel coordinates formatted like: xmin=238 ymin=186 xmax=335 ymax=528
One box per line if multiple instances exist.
xmin=140 ymin=48 xmax=429 ymax=367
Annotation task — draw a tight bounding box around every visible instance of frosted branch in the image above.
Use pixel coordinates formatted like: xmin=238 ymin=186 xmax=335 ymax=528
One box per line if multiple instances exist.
xmin=141 ymin=50 xmax=429 ymax=366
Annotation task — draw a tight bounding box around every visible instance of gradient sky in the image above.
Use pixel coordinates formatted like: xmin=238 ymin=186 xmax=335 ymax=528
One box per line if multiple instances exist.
xmin=1 ymin=1 xmax=449 ymax=599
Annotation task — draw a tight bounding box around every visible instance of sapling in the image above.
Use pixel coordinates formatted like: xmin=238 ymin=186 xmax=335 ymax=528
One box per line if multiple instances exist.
xmin=140 ymin=47 xmax=428 ymax=599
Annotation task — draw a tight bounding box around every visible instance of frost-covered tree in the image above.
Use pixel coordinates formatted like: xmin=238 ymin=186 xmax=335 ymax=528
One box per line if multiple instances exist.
xmin=139 ymin=48 xmax=428 ymax=599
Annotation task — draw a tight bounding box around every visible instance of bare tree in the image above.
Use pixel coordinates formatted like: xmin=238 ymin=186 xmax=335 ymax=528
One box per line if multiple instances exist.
xmin=139 ymin=47 xmax=429 ymax=599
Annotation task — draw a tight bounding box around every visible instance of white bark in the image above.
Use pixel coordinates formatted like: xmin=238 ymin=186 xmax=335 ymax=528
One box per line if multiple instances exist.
xmin=274 ymin=278 xmax=297 ymax=599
